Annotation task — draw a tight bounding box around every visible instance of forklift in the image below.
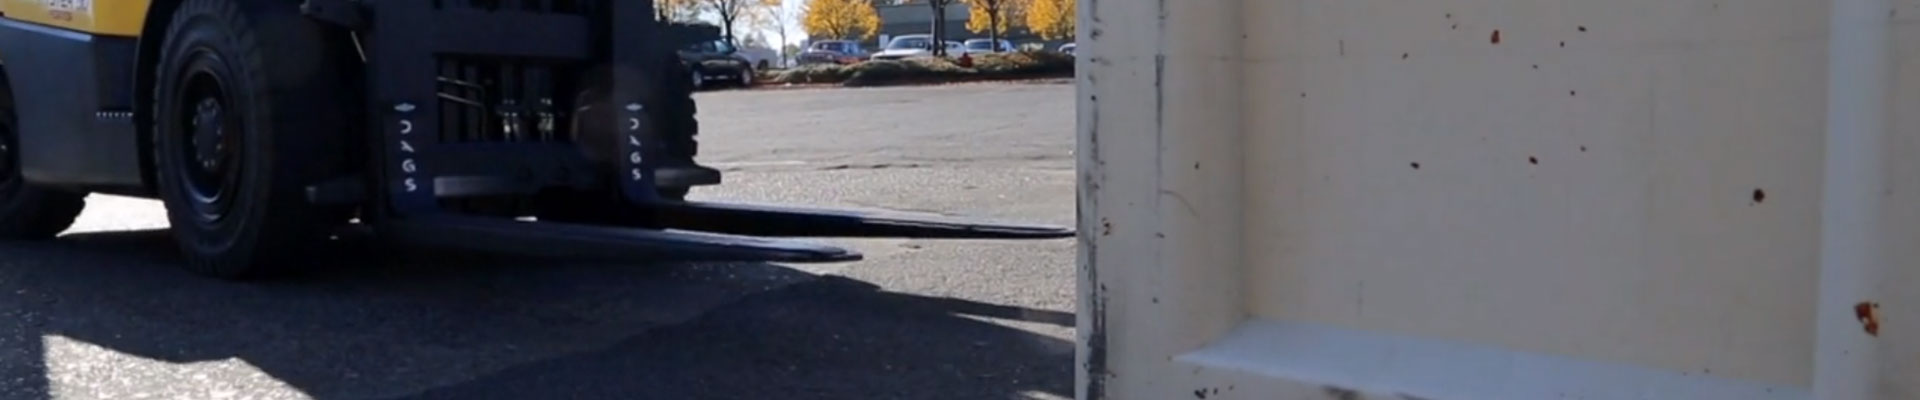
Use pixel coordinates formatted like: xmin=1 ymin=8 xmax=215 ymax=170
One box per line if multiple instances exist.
xmin=0 ymin=0 xmax=1072 ymax=278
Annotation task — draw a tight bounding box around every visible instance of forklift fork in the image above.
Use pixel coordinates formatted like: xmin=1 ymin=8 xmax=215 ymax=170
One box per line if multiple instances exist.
xmin=322 ymin=0 xmax=1070 ymax=265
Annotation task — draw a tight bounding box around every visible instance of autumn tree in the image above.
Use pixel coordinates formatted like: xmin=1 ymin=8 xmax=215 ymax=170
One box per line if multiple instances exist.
xmin=701 ymin=0 xmax=780 ymax=44
xmin=1024 ymin=0 xmax=1072 ymax=40
xmin=926 ymin=0 xmax=954 ymax=56
xmin=963 ymin=0 xmax=1024 ymax=48
xmin=755 ymin=0 xmax=804 ymax=65
xmin=782 ymin=43 xmax=801 ymax=62
xmin=742 ymin=32 xmax=771 ymax=48
xmin=655 ymin=0 xmax=702 ymax=22
xmin=801 ymin=0 xmax=880 ymax=41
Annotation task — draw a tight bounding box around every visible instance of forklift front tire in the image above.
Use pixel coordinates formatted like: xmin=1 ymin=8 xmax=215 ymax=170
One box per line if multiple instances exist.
xmin=150 ymin=0 xmax=354 ymax=278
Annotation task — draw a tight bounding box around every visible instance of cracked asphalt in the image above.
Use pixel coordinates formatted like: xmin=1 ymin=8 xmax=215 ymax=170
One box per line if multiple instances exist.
xmin=0 ymin=82 xmax=1076 ymax=400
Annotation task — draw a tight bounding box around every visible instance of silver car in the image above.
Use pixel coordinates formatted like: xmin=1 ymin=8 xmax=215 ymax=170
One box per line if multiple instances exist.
xmin=963 ymin=38 xmax=1016 ymax=54
xmin=797 ymin=40 xmax=867 ymax=65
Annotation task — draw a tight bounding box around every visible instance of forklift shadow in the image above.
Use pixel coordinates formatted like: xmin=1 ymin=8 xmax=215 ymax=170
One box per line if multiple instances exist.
xmin=392 ymin=274 xmax=1078 ymax=400
xmin=0 ymin=228 xmax=1074 ymax=400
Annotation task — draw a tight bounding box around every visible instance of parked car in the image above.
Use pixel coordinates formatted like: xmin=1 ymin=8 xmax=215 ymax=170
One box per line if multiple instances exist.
xmin=871 ymin=34 xmax=965 ymax=60
xmin=797 ymin=40 xmax=867 ymax=65
xmin=963 ymin=38 xmax=1016 ymax=54
xmin=732 ymin=44 xmax=781 ymax=70
xmin=678 ymin=38 xmax=754 ymax=89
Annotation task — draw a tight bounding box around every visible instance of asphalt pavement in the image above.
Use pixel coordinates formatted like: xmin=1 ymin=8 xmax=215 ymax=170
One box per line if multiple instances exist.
xmin=0 ymin=82 xmax=1077 ymax=400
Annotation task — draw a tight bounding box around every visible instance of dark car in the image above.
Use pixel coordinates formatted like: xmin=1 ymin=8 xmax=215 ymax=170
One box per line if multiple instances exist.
xmin=797 ymin=40 xmax=867 ymax=65
xmin=658 ymin=21 xmax=753 ymax=89
xmin=678 ymin=39 xmax=755 ymax=89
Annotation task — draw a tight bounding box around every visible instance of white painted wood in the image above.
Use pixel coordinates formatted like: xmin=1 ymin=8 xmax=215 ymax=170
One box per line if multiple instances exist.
xmin=1080 ymin=0 xmax=1918 ymax=398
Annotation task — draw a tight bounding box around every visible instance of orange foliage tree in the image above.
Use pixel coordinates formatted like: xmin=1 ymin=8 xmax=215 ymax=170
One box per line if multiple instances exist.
xmin=801 ymin=0 xmax=880 ymax=41
xmin=1023 ymin=0 xmax=1072 ymax=40
xmin=963 ymin=0 xmax=1024 ymax=47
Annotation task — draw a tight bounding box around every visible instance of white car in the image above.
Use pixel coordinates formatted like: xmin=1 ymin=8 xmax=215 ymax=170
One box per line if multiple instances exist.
xmin=962 ymin=38 xmax=1015 ymax=54
xmin=871 ymin=34 xmax=964 ymax=60
xmin=732 ymin=45 xmax=780 ymax=70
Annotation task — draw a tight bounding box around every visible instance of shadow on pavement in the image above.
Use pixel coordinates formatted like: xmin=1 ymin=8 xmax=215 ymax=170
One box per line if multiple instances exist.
xmin=0 ymin=228 xmax=1073 ymax=400
xmin=396 ymin=274 xmax=1076 ymax=400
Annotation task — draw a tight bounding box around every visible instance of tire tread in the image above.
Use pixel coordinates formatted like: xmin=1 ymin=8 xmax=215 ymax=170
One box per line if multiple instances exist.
xmin=151 ymin=0 xmax=354 ymax=278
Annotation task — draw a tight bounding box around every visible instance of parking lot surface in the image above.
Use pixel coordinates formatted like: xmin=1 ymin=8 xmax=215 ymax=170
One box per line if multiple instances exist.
xmin=0 ymin=82 xmax=1076 ymax=400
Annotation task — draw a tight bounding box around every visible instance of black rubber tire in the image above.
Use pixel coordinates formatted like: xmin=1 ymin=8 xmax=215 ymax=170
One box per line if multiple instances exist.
xmin=654 ymin=60 xmax=703 ymax=172
xmin=150 ymin=0 xmax=356 ymax=278
xmin=535 ymin=41 xmax=702 ymax=226
xmin=688 ymin=66 xmax=706 ymax=92
xmin=0 ymin=72 xmax=85 ymax=239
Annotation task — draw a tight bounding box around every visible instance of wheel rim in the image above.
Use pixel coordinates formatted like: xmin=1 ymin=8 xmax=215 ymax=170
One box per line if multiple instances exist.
xmin=171 ymin=50 xmax=243 ymax=226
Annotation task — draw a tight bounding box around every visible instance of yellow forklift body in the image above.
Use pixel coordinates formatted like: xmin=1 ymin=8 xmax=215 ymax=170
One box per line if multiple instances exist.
xmin=0 ymin=0 xmax=150 ymax=36
xmin=0 ymin=0 xmax=151 ymax=191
